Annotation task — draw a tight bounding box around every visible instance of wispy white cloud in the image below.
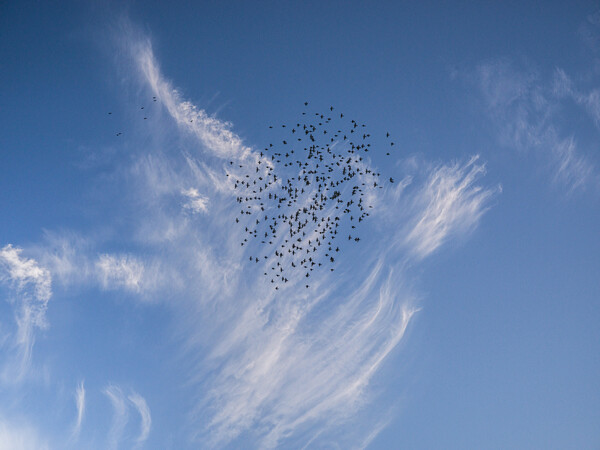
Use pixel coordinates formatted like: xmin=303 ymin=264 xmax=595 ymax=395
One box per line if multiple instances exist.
xmin=104 ymin=384 xmax=129 ymax=450
xmin=0 ymin=245 xmax=52 ymax=304
xmin=356 ymin=412 xmax=395 ymax=450
xmin=181 ymin=187 xmax=209 ymax=214
xmin=553 ymin=65 xmax=600 ymax=131
xmin=32 ymin=230 xmax=176 ymax=300
xmin=404 ymin=156 xmax=498 ymax=260
xmin=36 ymin=232 xmax=93 ymax=288
xmin=551 ymin=135 xmax=595 ymax=193
xmin=103 ymin=384 xmax=151 ymax=449
xmin=128 ymin=392 xmax=151 ymax=445
xmin=0 ymin=244 xmax=52 ymax=381
xmin=476 ymin=59 xmax=551 ymax=151
xmin=96 ymin=253 xmax=145 ymax=293
xmin=194 ymin=263 xmax=417 ymax=449
xmin=71 ymin=380 xmax=85 ymax=439
xmin=474 ymin=58 xmax=599 ymax=193
xmin=551 ymin=67 xmax=574 ymax=99
xmin=579 ymin=88 xmax=600 ymax=127
xmin=133 ymin=39 xmax=255 ymax=161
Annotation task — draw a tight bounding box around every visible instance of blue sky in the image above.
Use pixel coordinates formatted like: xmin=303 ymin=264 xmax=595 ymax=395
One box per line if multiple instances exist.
xmin=1 ymin=1 xmax=599 ymax=448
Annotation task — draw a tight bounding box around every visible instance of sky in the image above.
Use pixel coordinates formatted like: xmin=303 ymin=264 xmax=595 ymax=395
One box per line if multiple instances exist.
xmin=1 ymin=1 xmax=599 ymax=449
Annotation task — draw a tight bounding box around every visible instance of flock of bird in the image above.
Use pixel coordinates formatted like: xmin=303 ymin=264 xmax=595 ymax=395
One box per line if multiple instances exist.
xmin=108 ymin=100 xmax=396 ymax=291
xmin=228 ymin=103 xmax=396 ymax=290
xmin=108 ymin=95 xmax=158 ymax=136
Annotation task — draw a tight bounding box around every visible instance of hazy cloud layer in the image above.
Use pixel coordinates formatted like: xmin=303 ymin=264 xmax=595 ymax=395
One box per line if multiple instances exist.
xmin=0 ymin=419 xmax=49 ymax=450
xmin=474 ymin=58 xmax=600 ymax=194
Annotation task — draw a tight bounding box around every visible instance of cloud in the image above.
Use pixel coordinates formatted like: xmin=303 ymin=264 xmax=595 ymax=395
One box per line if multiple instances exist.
xmin=103 ymin=384 xmax=151 ymax=449
xmin=356 ymin=413 xmax=395 ymax=450
xmin=96 ymin=253 xmax=145 ymax=293
xmin=104 ymin=24 xmax=498 ymax=447
xmin=128 ymin=392 xmax=151 ymax=445
xmin=473 ymin=58 xmax=599 ymax=193
xmin=35 ymin=232 xmax=93 ymax=288
xmin=554 ymin=65 xmax=600 ymax=130
xmin=0 ymin=245 xmax=52 ymax=304
xmin=0 ymin=16 xmax=502 ymax=450
xmin=104 ymin=385 xmax=129 ymax=450
xmin=119 ymin=31 xmax=417 ymax=447
xmin=476 ymin=59 xmax=551 ymax=151
xmin=0 ymin=244 xmax=52 ymax=381
xmin=581 ymin=89 xmax=600 ymax=127
xmin=0 ymin=20 xmax=495 ymax=448
xmin=0 ymin=418 xmax=49 ymax=450
xmin=404 ymin=156 xmax=498 ymax=260
xmin=194 ymin=264 xmax=417 ymax=449
xmin=181 ymin=187 xmax=209 ymax=214
xmin=71 ymin=380 xmax=85 ymax=439
xmin=551 ymin=67 xmax=574 ymax=98
xmin=551 ymin=136 xmax=595 ymax=193
xmin=133 ymin=40 xmax=255 ymax=161
xmin=31 ymin=231 xmax=175 ymax=299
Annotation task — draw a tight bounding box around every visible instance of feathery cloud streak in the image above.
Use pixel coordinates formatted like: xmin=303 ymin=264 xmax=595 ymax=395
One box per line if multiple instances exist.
xmin=128 ymin=392 xmax=151 ymax=445
xmin=71 ymin=381 xmax=85 ymax=440
xmin=104 ymin=385 xmax=129 ymax=450
xmin=405 ymin=156 xmax=498 ymax=260
xmin=104 ymin=385 xmax=151 ymax=449
xmin=0 ymin=245 xmax=52 ymax=381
